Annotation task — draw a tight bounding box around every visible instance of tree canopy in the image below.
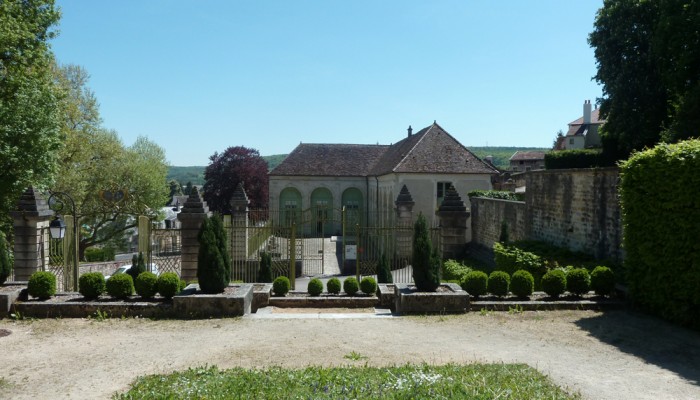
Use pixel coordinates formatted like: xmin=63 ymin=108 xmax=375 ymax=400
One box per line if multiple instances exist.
xmin=203 ymin=146 xmax=269 ymax=213
xmin=0 ymin=0 xmax=62 ymax=233
xmin=590 ymin=0 xmax=700 ymax=160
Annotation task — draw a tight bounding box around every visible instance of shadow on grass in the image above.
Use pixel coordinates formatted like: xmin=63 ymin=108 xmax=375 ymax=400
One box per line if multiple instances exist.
xmin=575 ymin=310 xmax=700 ymax=387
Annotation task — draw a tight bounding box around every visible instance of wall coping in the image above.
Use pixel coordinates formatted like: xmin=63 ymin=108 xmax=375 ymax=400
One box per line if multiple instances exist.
xmin=470 ymin=197 xmax=526 ymax=205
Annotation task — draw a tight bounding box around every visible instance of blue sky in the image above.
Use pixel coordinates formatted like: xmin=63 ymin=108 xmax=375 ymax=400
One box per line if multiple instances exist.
xmin=52 ymin=1 xmax=603 ymax=166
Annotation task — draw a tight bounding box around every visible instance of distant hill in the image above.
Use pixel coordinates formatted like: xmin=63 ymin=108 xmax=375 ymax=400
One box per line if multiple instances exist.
xmin=167 ymin=148 xmax=548 ymax=184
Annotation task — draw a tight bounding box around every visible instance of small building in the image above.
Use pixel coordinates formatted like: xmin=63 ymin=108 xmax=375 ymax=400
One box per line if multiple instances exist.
xmin=555 ymin=100 xmax=605 ymax=150
xmin=509 ymin=151 xmax=546 ymax=172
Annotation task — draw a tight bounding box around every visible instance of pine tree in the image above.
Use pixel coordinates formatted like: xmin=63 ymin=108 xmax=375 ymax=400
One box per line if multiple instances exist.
xmin=411 ymin=213 xmax=440 ymax=291
xmin=377 ymin=252 xmax=392 ymax=284
xmin=197 ymin=215 xmax=230 ymax=293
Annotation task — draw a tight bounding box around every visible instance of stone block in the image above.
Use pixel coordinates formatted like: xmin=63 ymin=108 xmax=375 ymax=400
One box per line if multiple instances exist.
xmin=394 ymin=283 xmax=469 ymax=315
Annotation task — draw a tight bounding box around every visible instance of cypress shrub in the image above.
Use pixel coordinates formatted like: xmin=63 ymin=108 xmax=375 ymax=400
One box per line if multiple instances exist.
xmin=487 ymin=271 xmax=510 ymax=297
xmin=411 ymin=213 xmax=440 ymax=291
xmin=460 ymin=271 xmax=488 ymax=298
xmin=135 ymin=271 xmax=158 ymax=299
xmin=0 ymin=231 xmax=11 ymax=285
xmin=28 ymin=271 xmax=56 ymax=300
xmin=566 ymin=268 xmax=591 ymax=296
xmin=360 ymin=276 xmax=377 ymax=295
xmin=343 ymin=277 xmax=359 ymax=296
xmin=79 ymin=272 xmax=106 ymax=300
xmin=127 ymin=252 xmax=146 ymax=281
xmin=307 ymin=278 xmax=323 ymax=296
xmin=326 ymin=277 xmax=341 ymax=294
xmin=157 ymin=272 xmax=181 ymax=299
xmin=590 ymin=266 xmax=615 ymax=296
xmin=258 ymin=252 xmax=273 ymax=283
xmin=106 ymin=273 xmax=134 ymax=299
xmin=377 ymin=253 xmax=393 ymax=284
xmin=197 ymin=215 xmax=230 ymax=294
xmin=510 ymin=270 xmax=534 ymax=298
xmin=542 ymin=270 xmax=567 ymax=298
xmin=273 ymin=276 xmax=290 ymax=296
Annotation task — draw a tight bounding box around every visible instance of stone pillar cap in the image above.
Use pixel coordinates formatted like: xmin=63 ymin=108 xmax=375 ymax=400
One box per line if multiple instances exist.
xmin=178 ymin=187 xmax=210 ymax=214
xmin=395 ymin=184 xmax=415 ymax=206
xmin=10 ymin=186 xmax=54 ymax=218
xmin=231 ymin=182 xmax=249 ymax=207
xmin=438 ymin=185 xmax=467 ymax=212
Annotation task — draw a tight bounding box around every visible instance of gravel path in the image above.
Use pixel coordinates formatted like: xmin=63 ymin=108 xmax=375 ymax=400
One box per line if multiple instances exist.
xmin=1 ymin=309 xmax=699 ymax=399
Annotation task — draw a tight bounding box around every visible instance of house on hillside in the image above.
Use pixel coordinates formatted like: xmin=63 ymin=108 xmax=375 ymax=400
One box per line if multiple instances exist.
xmin=509 ymin=151 xmax=546 ymax=172
xmin=555 ymin=100 xmax=605 ymax=150
xmin=268 ymin=122 xmax=499 ymax=237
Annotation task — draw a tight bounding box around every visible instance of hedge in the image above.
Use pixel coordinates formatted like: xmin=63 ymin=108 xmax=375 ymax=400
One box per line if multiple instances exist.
xmin=620 ymin=139 xmax=700 ymax=329
xmin=544 ymin=149 xmax=613 ymax=169
xmin=468 ymin=190 xmax=524 ymax=201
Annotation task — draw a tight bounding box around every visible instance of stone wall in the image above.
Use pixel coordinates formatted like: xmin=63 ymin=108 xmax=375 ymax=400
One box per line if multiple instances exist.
xmin=471 ymin=168 xmax=623 ymax=262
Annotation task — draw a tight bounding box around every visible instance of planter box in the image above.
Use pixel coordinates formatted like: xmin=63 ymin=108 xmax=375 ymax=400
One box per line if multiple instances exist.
xmin=173 ymin=283 xmax=253 ymax=318
xmin=1 ymin=282 xmax=26 ymax=317
xmin=377 ymin=284 xmax=396 ymax=309
xmin=252 ymin=283 xmax=272 ymax=312
xmin=394 ymin=283 xmax=469 ymax=315
xmin=12 ymin=294 xmax=173 ymax=319
xmin=268 ymin=292 xmax=378 ymax=308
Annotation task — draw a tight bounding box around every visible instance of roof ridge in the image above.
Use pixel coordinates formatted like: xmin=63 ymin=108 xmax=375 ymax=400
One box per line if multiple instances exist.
xmin=393 ymin=124 xmax=433 ymax=172
xmin=435 ymin=124 xmax=500 ymax=174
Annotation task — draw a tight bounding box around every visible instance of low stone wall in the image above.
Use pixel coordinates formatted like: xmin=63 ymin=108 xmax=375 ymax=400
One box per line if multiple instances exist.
xmin=470 ymin=197 xmax=527 ymax=250
xmin=394 ymin=283 xmax=469 ymax=315
xmin=174 ymin=284 xmax=252 ymax=317
xmin=268 ymin=293 xmax=378 ymax=308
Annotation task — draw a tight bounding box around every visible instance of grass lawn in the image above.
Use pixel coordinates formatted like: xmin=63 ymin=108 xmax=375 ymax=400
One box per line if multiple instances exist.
xmin=115 ymin=363 xmax=579 ymax=399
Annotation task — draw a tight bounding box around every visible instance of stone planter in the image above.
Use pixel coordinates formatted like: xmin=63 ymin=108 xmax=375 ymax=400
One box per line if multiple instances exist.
xmin=252 ymin=283 xmax=272 ymax=312
xmin=394 ymin=283 xmax=469 ymax=315
xmin=173 ymin=283 xmax=253 ymax=318
xmin=268 ymin=291 xmax=378 ymax=308
xmin=0 ymin=282 xmax=26 ymax=317
xmin=11 ymin=294 xmax=174 ymax=319
xmin=377 ymin=284 xmax=396 ymax=309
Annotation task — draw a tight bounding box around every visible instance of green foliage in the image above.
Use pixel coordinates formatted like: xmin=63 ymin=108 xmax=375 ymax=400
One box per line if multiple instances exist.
xmin=499 ymin=221 xmax=510 ymax=243
xmin=0 ymin=231 xmax=11 ymax=284
xmin=106 ymin=274 xmax=134 ymax=299
xmin=84 ymin=247 xmax=116 ymax=262
xmin=487 ymin=271 xmax=510 ymax=297
xmin=326 ymin=277 xmax=341 ymax=295
xmin=411 ymin=213 xmax=440 ymax=292
xmin=590 ymin=266 xmax=615 ymax=296
xmin=376 ymin=253 xmax=393 ymax=284
xmin=272 ymin=276 xmax=290 ymax=296
xmin=360 ymin=277 xmax=377 ymax=295
xmin=78 ymin=272 xmax=106 ymax=300
xmin=197 ymin=215 xmax=231 ymax=294
xmin=460 ymin=271 xmax=488 ymax=298
xmin=28 ymin=271 xmax=56 ymax=300
xmin=620 ymin=140 xmax=700 ymax=328
xmin=307 ymin=278 xmax=323 ymax=296
xmin=127 ymin=252 xmax=146 ymax=281
xmin=566 ymin=268 xmax=591 ymax=297
xmin=343 ymin=277 xmax=359 ymax=296
xmin=493 ymin=242 xmax=546 ymax=287
xmin=541 ymin=270 xmax=567 ymax=298
xmin=135 ymin=272 xmax=158 ymax=299
xmin=442 ymin=259 xmax=472 ymax=281
xmin=178 ymin=279 xmax=188 ymax=292
xmin=157 ymin=272 xmax=181 ymax=299
xmin=258 ymin=252 xmax=272 ymax=283
xmin=511 ymin=270 xmax=535 ymax=298
xmin=544 ymin=149 xmax=612 ymax=169
xmin=468 ymin=190 xmax=524 ymax=201
xmin=0 ymin=1 xmax=62 ymax=232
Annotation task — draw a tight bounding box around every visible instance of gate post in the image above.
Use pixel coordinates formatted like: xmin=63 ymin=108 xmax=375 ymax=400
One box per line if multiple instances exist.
xmin=230 ymin=183 xmax=249 ymax=265
xmin=436 ymin=185 xmax=470 ymax=259
xmin=177 ymin=187 xmax=211 ymax=282
xmin=10 ymin=187 xmax=53 ymax=281
xmin=394 ymin=185 xmax=415 ymax=260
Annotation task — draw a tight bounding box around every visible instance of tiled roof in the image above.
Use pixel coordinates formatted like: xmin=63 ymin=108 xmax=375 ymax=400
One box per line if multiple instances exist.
xmin=566 ymin=123 xmax=589 ymax=137
xmin=269 ymin=143 xmax=388 ymax=176
xmin=270 ymin=123 xmax=499 ymax=177
xmin=510 ymin=151 xmax=546 ymax=161
xmin=568 ymin=108 xmax=604 ymax=126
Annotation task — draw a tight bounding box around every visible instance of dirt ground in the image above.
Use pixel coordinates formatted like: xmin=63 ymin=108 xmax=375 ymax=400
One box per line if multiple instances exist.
xmin=1 ymin=309 xmax=699 ymax=400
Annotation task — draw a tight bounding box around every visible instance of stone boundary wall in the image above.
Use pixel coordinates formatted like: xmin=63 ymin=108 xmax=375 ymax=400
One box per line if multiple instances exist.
xmin=471 ymin=168 xmax=623 ymax=262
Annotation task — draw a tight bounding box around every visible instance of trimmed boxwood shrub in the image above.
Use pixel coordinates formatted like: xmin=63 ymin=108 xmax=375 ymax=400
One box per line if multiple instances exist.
xmin=79 ymin=272 xmax=106 ymax=300
xmin=510 ymin=270 xmax=534 ymax=298
xmin=106 ymin=273 xmax=134 ymax=299
xmin=460 ymin=271 xmax=488 ymax=298
xmin=0 ymin=231 xmax=12 ymax=285
xmin=412 ymin=213 xmax=441 ymax=291
xmin=487 ymin=271 xmax=510 ymax=297
xmin=28 ymin=271 xmax=56 ymax=300
xmin=590 ymin=266 xmax=615 ymax=296
xmin=541 ymin=270 xmax=567 ymax=298
xmin=360 ymin=276 xmax=377 ymax=295
xmin=197 ymin=215 xmax=231 ymax=294
xmin=492 ymin=242 xmax=546 ymax=288
xmin=273 ymin=276 xmax=290 ymax=296
xmin=135 ymin=271 xmax=158 ymax=299
xmin=157 ymin=272 xmax=181 ymax=299
xmin=326 ymin=277 xmax=341 ymax=295
xmin=178 ymin=279 xmax=188 ymax=292
xmin=566 ymin=268 xmax=591 ymax=296
xmin=343 ymin=277 xmax=359 ymax=296
xmin=307 ymin=278 xmax=323 ymax=296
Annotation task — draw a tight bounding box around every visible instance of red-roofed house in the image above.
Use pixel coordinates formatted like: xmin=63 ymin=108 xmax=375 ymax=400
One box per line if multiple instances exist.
xmin=555 ymin=100 xmax=605 ymax=150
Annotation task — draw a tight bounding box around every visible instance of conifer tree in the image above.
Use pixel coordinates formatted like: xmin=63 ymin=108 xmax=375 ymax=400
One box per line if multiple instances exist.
xmin=412 ymin=213 xmax=440 ymax=291
xmin=377 ymin=252 xmax=392 ymax=284
xmin=197 ymin=215 xmax=230 ymax=293
xmin=258 ymin=252 xmax=272 ymax=283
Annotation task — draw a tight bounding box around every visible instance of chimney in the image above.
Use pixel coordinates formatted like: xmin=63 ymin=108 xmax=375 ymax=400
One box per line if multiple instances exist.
xmin=583 ymin=100 xmax=592 ymax=124
xmin=407 ymin=125 xmax=412 ymax=137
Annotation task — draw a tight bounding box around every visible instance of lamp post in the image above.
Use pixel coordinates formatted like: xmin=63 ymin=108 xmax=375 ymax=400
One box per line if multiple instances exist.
xmin=47 ymin=191 xmax=79 ymax=292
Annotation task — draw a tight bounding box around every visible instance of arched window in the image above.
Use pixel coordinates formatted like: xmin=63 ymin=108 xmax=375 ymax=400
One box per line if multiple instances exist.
xmin=310 ymin=187 xmax=333 ymax=235
xmin=342 ymin=188 xmax=363 ymax=226
xmin=279 ymin=187 xmax=302 ymax=226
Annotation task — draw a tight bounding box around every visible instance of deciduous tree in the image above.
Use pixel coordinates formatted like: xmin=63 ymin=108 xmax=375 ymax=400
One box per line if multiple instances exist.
xmin=203 ymin=146 xmax=269 ymax=213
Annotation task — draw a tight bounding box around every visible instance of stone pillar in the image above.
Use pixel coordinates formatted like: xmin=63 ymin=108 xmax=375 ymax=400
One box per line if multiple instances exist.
xmin=230 ymin=183 xmax=249 ymax=263
xmin=394 ymin=185 xmax=415 ymax=260
xmin=10 ymin=187 xmax=54 ymax=282
xmin=177 ymin=187 xmax=210 ymax=282
xmin=436 ymin=185 xmax=471 ymax=259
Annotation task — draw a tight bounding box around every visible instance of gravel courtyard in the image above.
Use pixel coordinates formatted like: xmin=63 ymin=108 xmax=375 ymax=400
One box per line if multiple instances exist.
xmin=1 ymin=309 xmax=699 ymax=399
